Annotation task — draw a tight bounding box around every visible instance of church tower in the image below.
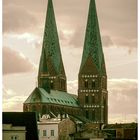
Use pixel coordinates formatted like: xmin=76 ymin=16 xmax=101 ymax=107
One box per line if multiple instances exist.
xmin=78 ymin=0 xmax=108 ymax=124
xmin=38 ymin=0 xmax=67 ymax=92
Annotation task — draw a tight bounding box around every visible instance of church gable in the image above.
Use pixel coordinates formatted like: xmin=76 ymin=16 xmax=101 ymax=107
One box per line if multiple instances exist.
xmin=24 ymin=88 xmax=42 ymax=103
xmin=80 ymin=55 xmax=98 ymax=75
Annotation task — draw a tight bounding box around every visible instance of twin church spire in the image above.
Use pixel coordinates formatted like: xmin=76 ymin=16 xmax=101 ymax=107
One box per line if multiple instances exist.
xmin=38 ymin=0 xmax=106 ymax=91
xmin=38 ymin=0 xmax=107 ymax=124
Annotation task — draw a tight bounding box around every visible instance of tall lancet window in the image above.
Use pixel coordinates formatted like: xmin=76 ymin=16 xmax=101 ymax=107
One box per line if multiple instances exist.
xmin=92 ymin=94 xmax=95 ymax=104
xmin=84 ymin=79 xmax=88 ymax=88
xmin=50 ymin=80 xmax=54 ymax=89
xmin=86 ymin=110 xmax=89 ymax=119
xmin=92 ymin=80 xmax=95 ymax=88
xmin=85 ymin=95 xmax=89 ymax=104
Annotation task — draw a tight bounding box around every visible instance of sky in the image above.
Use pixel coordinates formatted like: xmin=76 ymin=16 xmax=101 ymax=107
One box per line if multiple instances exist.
xmin=2 ymin=0 xmax=138 ymax=124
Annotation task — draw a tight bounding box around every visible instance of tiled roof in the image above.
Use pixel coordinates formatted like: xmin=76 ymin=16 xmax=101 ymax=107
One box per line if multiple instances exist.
xmin=24 ymin=87 xmax=79 ymax=107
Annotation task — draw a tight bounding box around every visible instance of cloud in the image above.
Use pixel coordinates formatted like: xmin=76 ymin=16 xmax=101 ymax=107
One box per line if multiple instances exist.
xmin=3 ymin=0 xmax=137 ymax=50
xmin=102 ymin=35 xmax=114 ymax=47
xmin=68 ymin=26 xmax=85 ymax=48
xmin=69 ymin=27 xmax=114 ymax=48
xmin=2 ymin=86 xmax=27 ymax=112
xmin=3 ymin=4 xmax=38 ymax=34
xmin=108 ymin=114 xmax=137 ymax=124
xmin=108 ymin=79 xmax=137 ymax=115
xmin=3 ymin=96 xmax=27 ymax=112
xmin=3 ymin=47 xmax=35 ymax=75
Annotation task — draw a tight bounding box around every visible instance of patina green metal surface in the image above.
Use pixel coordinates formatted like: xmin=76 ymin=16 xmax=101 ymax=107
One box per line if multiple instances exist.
xmin=80 ymin=0 xmax=106 ymax=75
xmin=38 ymin=0 xmax=65 ymax=75
xmin=24 ymin=87 xmax=79 ymax=107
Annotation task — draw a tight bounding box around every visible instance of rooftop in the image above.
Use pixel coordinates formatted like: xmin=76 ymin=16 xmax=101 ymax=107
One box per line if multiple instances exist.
xmin=24 ymin=87 xmax=79 ymax=107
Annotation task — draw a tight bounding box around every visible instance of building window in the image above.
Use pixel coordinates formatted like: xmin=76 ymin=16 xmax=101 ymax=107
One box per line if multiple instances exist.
xmin=92 ymin=80 xmax=95 ymax=88
xmin=84 ymin=80 xmax=88 ymax=88
xmin=43 ymin=130 xmax=47 ymax=136
xmin=11 ymin=136 xmax=19 ymax=140
xmin=92 ymin=111 xmax=95 ymax=121
xmin=51 ymin=130 xmax=54 ymax=136
xmin=60 ymin=79 xmax=65 ymax=89
xmin=50 ymin=80 xmax=54 ymax=89
xmin=92 ymin=95 xmax=95 ymax=104
xmin=85 ymin=95 xmax=89 ymax=104
xmin=85 ymin=110 xmax=89 ymax=119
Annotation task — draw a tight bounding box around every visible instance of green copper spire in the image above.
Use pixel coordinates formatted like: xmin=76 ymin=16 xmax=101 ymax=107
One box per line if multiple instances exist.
xmin=80 ymin=0 xmax=106 ymax=75
xmin=38 ymin=0 xmax=66 ymax=92
xmin=39 ymin=0 xmax=64 ymax=74
xmin=38 ymin=0 xmax=65 ymax=75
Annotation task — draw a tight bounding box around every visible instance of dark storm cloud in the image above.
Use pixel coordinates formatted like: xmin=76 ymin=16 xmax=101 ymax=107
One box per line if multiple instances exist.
xmin=3 ymin=0 xmax=137 ymax=49
xmin=3 ymin=47 xmax=34 ymax=74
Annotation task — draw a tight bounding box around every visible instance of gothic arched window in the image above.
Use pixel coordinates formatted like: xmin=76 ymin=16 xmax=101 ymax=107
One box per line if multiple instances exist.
xmin=86 ymin=110 xmax=89 ymax=119
xmin=85 ymin=95 xmax=89 ymax=104
xmin=92 ymin=110 xmax=95 ymax=120
xmin=50 ymin=80 xmax=54 ymax=89
xmin=84 ymin=79 xmax=88 ymax=88
xmin=92 ymin=95 xmax=95 ymax=104
xmin=92 ymin=80 xmax=95 ymax=88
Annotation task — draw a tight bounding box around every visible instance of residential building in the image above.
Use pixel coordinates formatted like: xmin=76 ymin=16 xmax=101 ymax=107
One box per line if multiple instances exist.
xmin=3 ymin=124 xmax=26 ymax=140
xmin=2 ymin=112 xmax=39 ymax=140
xmin=103 ymin=123 xmax=137 ymax=140
xmin=38 ymin=115 xmax=76 ymax=140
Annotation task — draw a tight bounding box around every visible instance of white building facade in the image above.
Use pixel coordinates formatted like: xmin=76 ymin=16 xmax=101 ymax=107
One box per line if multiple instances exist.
xmin=38 ymin=120 xmax=59 ymax=140
xmin=38 ymin=115 xmax=76 ymax=140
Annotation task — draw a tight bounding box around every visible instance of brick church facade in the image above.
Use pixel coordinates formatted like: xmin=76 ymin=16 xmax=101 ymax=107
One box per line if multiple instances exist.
xmin=23 ymin=0 xmax=108 ymax=125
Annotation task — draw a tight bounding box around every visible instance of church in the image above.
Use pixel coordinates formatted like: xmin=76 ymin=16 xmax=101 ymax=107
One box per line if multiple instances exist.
xmin=23 ymin=0 xmax=108 ymax=125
